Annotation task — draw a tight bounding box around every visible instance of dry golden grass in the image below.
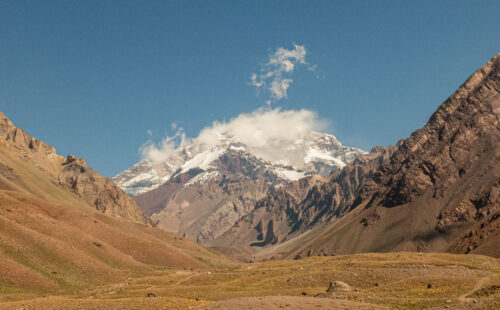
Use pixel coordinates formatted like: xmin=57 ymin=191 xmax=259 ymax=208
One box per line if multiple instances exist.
xmin=1 ymin=252 xmax=498 ymax=309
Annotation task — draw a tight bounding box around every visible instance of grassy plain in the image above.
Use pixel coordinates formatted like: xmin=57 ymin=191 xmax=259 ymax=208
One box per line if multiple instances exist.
xmin=1 ymin=252 xmax=498 ymax=309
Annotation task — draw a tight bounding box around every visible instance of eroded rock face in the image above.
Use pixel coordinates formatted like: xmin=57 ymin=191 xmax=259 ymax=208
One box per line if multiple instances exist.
xmin=0 ymin=112 xmax=151 ymax=225
xmin=0 ymin=113 xmax=57 ymax=162
xmin=288 ymin=53 xmax=500 ymax=258
xmin=371 ymin=54 xmax=500 ymax=209
xmin=58 ymin=155 xmax=151 ymax=224
xmin=299 ymin=145 xmax=398 ymax=225
xmin=362 ymin=53 xmax=500 ymax=251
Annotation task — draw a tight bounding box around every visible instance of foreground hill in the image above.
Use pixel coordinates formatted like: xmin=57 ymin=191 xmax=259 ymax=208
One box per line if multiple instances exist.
xmin=0 ymin=113 xmax=236 ymax=297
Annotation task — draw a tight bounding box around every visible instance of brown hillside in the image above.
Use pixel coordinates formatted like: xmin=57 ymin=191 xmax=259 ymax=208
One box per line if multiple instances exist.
xmin=0 ymin=112 xmax=150 ymax=225
xmin=0 ymin=113 xmax=236 ymax=298
xmin=285 ymin=52 xmax=500 ymax=259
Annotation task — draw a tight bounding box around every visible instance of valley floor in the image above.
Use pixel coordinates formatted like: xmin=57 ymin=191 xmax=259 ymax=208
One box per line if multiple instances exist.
xmin=1 ymin=252 xmax=499 ymax=310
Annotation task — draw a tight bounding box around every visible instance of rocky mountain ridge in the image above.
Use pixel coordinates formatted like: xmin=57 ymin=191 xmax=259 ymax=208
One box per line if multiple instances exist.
xmin=278 ymin=52 xmax=500 ymax=259
xmin=0 ymin=112 xmax=151 ymax=225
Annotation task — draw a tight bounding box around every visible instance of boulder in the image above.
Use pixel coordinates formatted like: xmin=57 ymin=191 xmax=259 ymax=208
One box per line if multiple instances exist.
xmin=326 ymin=281 xmax=356 ymax=292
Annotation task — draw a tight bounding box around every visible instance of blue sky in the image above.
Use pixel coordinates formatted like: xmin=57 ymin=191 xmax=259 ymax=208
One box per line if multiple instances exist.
xmin=1 ymin=0 xmax=499 ymax=177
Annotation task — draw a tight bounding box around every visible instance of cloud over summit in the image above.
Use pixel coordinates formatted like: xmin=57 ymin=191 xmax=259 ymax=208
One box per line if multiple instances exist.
xmin=140 ymin=44 xmax=325 ymax=168
xmin=140 ymin=108 xmax=327 ymax=168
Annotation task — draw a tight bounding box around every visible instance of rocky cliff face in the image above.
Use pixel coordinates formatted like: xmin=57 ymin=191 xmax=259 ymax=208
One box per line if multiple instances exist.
xmin=134 ymin=150 xmax=282 ymax=243
xmin=57 ymin=155 xmax=151 ymax=224
xmin=285 ymin=52 xmax=500 ymax=258
xmin=0 ymin=112 xmax=151 ymax=225
xmin=370 ymin=55 xmax=500 ymax=210
xmin=209 ymin=146 xmax=395 ymax=253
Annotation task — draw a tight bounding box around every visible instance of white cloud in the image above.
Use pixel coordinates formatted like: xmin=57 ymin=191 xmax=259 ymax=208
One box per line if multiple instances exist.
xmin=250 ymin=43 xmax=311 ymax=103
xmin=140 ymin=127 xmax=187 ymax=163
xmin=197 ymin=108 xmax=327 ymax=166
xmin=140 ymin=108 xmax=328 ymax=168
xmin=307 ymin=64 xmax=317 ymax=72
xmin=140 ymin=44 xmax=325 ymax=167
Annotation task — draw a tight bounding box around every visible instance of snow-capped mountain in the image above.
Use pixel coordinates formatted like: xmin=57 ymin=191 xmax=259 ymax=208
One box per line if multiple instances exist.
xmin=113 ymin=131 xmax=365 ymax=244
xmin=114 ymin=132 xmax=365 ymax=196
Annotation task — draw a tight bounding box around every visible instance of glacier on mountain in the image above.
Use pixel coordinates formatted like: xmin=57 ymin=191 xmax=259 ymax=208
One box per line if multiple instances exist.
xmin=114 ymin=131 xmax=365 ymax=196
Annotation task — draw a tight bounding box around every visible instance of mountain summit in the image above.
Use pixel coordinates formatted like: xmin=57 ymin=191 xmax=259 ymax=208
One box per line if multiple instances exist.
xmin=114 ymin=131 xmax=365 ymax=196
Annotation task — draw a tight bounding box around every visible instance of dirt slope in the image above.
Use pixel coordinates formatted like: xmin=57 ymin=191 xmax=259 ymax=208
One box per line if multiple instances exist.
xmin=0 ymin=112 xmax=150 ymax=224
xmin=0 ymin=113 xmax=236 ymax=298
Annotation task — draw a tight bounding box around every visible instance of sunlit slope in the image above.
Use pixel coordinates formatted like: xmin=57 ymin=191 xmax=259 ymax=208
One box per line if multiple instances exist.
xmin=0 ymin=114 xmax=237 ymax=299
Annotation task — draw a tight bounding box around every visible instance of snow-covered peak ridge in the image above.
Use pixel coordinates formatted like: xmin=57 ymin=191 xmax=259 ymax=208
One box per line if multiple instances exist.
xmin=179 ymin=146 xmax=226 ymax=173
xmin=114 ymin=131 xmax=365 ymax=196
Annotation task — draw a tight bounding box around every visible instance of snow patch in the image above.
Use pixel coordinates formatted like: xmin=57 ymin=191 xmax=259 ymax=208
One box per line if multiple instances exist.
xmin=180 ymin=148 xmax=225 ymax=173
xmin=229 ymin=145 xmax=246 ymax=151
xmin=183 ymin=171 xmax=221 ymax=188
xmin=304 ymin=147 xmax=346 ymax=168
xmin=274 ymin=168 xmax=307 ymax=181
xmin=304 ymin=147 xmax=336 ymax=162
xmin=121 ymin=171 xmax=159 ymax=188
